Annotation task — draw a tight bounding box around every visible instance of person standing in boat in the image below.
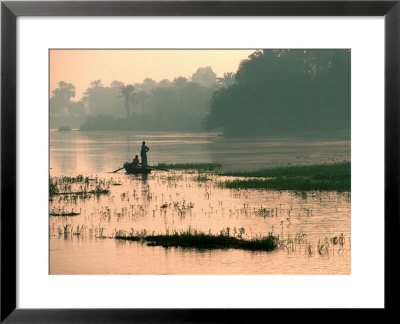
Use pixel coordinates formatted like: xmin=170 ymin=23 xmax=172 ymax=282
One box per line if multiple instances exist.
xmin=140 ymin=141 xmax=150 ymax=168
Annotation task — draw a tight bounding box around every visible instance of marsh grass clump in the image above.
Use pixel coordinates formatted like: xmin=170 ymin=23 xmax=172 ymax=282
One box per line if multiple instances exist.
xmin=73 ymin=225 xmax=86 ymax=236
xmin=114 ymin=227 xmax=278 ymax=252
xmin=50 ymin=211 xmax=80 ymax=216
xmin=92 ymin=185 xmax=110 ymax=195
xmin=220 ymin=177 xmax=350 ymax=192
xmin=58 ymin=224 xmax=73 ymax=236
xmin=49 ymin=206 xmax=81 ymax=217
xmin=219 ymin=162 xmax=350 ymax=192
xmin=256 ymin=207 xmax=275 ymax=218
xmin=220 ymin=162 xmax=350 ymax=178
xmin=166 ymin=174 xmax=184 ymax=181
xmin=115 ymin=229 xmax=149 ymax=241
xmin=157 ymin=163 xmax=222 ymax=171
xmin=58 ymin=175 xmax=89 ymax=184
xmin=195 ymin=174 xmax=212 ymax=182
xmin=330 ymin=233 xmax=345 ymax=247
xmin=50 ymin=175 xmax=90 ymax=196
xmin=317 ymin=238 xmax=331 ymax=255
xmin=49 ymin=175 xmax=110 ymax=198
xmin=49 ymin=177 xmax=59 ymax=196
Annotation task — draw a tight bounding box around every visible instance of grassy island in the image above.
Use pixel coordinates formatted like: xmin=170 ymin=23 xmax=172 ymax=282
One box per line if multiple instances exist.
xmin=115 ymin=228 xmax=278 ymax=252
xmin=219 ymin=162 xmax=350 ymax=192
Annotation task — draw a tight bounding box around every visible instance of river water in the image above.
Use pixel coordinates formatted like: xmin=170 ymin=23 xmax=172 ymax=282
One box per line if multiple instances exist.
xmin=49 ymin=130 xmax=351 ymax=274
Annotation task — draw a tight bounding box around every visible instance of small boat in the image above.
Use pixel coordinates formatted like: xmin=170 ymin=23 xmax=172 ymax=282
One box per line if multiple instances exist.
xmin=123 ymin=162 xmax=152 ymax=174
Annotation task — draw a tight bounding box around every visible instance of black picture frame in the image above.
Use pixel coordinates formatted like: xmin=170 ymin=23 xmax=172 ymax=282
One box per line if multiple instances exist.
xmin=1 ymin=0 xmax=399 ymax=322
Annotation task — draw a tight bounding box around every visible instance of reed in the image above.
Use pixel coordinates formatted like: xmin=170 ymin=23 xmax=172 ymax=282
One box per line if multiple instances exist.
xmin=220 ymin=176 xmax=350 ymax=191
xmin=219 ymin=162 xmax=350 ymax=192
xmin=50 ymin=211 xmax=80 ymax=216
xmin=115 ymin=227 xmax=278 ymax=252
xmin=220 ymin=162 xmax=350 ymax=178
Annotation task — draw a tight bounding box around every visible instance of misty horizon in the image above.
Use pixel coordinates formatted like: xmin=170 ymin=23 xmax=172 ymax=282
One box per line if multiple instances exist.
xmin=50 ymin=49 xmax=254 ymax=100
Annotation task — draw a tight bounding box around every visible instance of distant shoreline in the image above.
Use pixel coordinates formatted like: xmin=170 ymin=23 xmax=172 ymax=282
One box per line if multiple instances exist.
xmin=49 ymin=128 xmax=350 ymax=141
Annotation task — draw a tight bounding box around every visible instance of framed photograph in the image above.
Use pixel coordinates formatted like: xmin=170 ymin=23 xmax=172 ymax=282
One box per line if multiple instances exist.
xmin=1 ymin=0 xmax=399 ymax=322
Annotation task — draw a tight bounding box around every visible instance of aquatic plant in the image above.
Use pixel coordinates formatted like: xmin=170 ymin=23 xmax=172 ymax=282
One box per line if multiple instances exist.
xmin=220 ymin=176 xmax=350 ymax=192
xmin=50 ymin=211 xmax=80 ymax=216
xmin=221 ymin=162 xmax=350 ymax=178
xmin=256 ymin=207 xmax=275 ymax=218
xmin=93 ymin=185 xmax=110 ymax=195
xmin=317 ymin=238 xmax=330 ymax=255
xmin=49 ymin=177 xmax=59 ymax=196
xmin=219 ymin=162 xmax=351 ymax=192
xmin=195 ymin=174 xmax=212 ymax=182
xmin=115 ymin=227 xmax=278 ymax=252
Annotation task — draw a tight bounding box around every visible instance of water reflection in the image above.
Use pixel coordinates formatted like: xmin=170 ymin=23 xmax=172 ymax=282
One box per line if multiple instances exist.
xmin=49 ymin=170 xmax=351 ymax=274
xmin=50 ymin=130 xmax=350 ymax=174
xmin=49 ymin=131 xmax=351 ymax=275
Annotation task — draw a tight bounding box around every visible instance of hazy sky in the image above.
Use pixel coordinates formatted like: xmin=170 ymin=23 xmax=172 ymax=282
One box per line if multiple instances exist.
xmin=50 ymin=49 xmax=255 ymax=100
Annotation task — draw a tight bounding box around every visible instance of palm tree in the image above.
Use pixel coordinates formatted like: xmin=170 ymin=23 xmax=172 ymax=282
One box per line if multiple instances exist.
xmin=83 ymin=80 xmax=103 ymax=103
xmin=90 ymin=80 xmax=103 ymax=88
xmin=217 ymin=72 xmax=236 ymax=88
xmin=51 ymin=81 xmax=76 ymax=116
xmin=119 ymin=85 xmax=134 ymax=117
xmin=136 ymin=91 xmax=149 ymax=114
xmin=57 ymin=81 xmax=76 ymax=98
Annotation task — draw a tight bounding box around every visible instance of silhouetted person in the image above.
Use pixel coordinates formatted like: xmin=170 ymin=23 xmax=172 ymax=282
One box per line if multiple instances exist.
xmin=132 ymin=155 xmax=140 ymax=166
xmin=140 ymin=141 xmax=149 ymax=167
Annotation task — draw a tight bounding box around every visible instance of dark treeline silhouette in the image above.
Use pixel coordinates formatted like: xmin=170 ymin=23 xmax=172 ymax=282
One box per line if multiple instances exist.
xmin=204 ymin=49 xmax=350 ymax=138
xmin=50 ymin=67 xmax=220 ymax=131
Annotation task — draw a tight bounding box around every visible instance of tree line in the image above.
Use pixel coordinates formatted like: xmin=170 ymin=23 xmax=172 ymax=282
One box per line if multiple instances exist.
xmin=50 ymin=50 xmax=350 ymax=138
xmin=204 ymin=49 xmax=350 ymax=138
xmin=50 ymin=67 xmax=230 ymax=130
